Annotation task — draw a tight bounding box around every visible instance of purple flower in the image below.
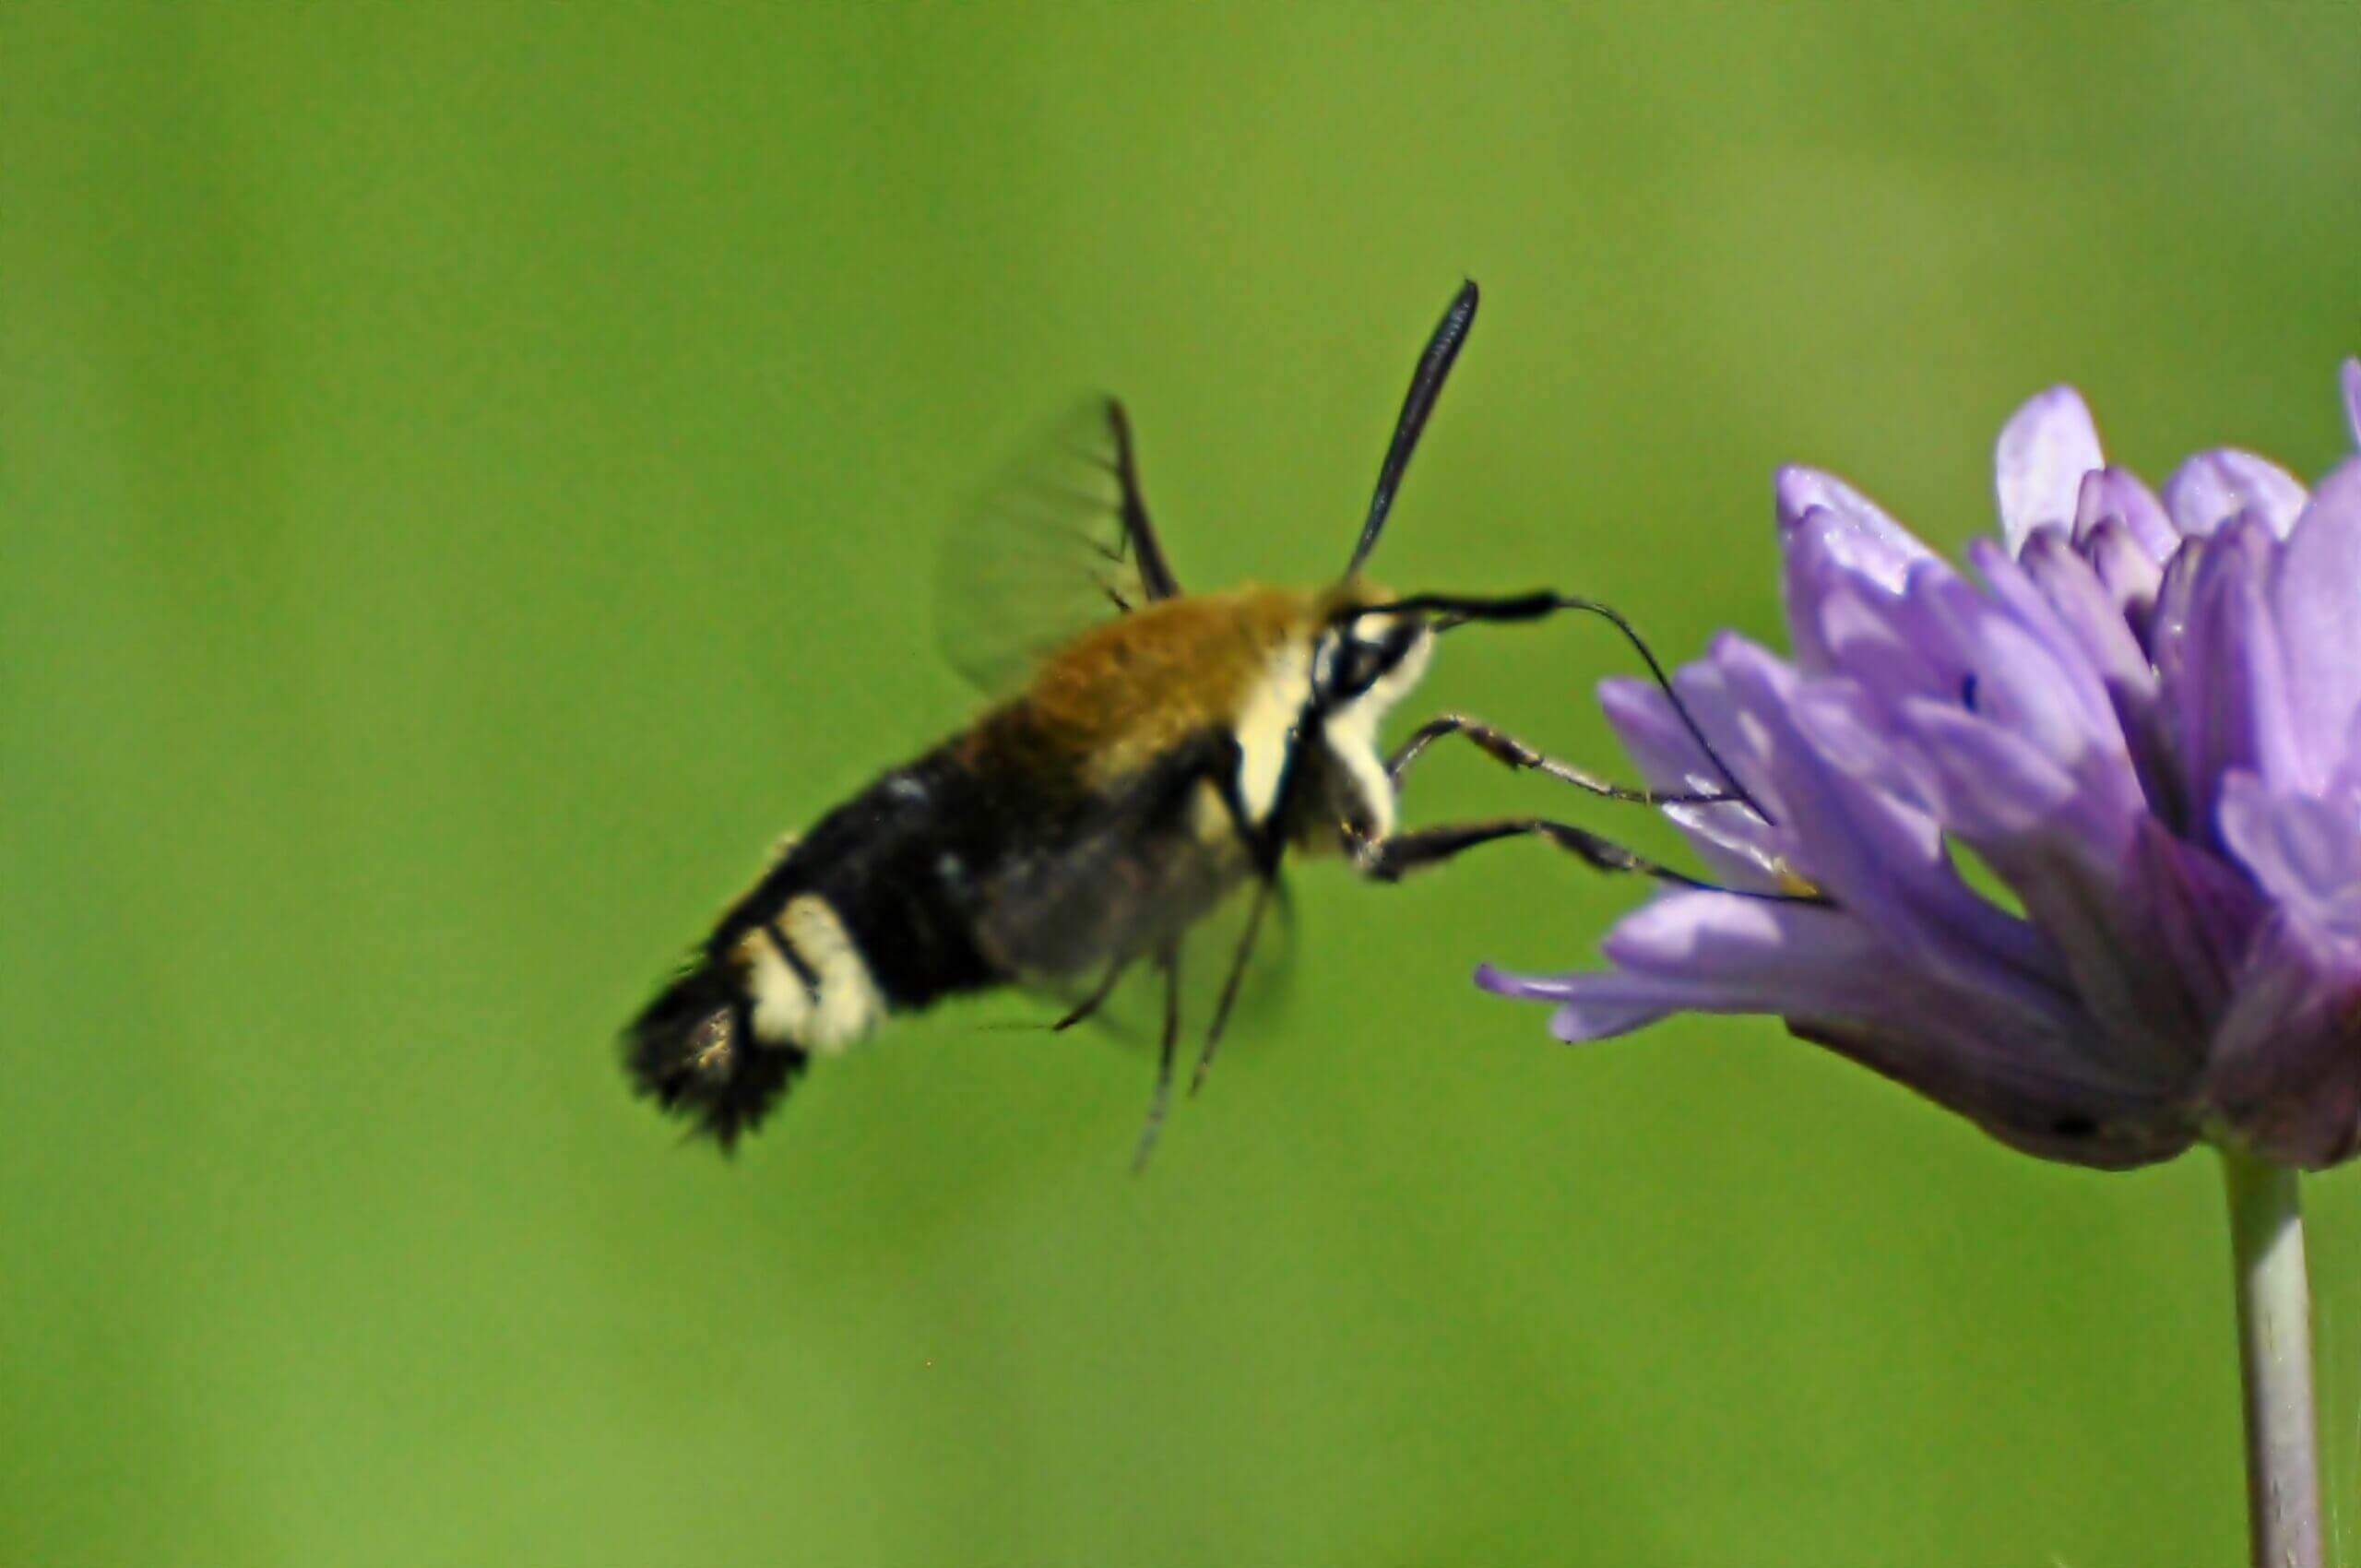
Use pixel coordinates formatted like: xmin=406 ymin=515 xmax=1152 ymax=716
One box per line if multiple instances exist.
xmin=1482 ymin=362 xmax=2361 ymax=1170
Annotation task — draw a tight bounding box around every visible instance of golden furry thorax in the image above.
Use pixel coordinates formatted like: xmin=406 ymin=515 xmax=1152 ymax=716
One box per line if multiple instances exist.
xmin=963 ymin=581 xmax=1407 ymax=789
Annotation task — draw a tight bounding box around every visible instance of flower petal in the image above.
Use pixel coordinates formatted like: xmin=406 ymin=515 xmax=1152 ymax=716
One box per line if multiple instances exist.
xmin=2073 ymin=467 xmax=2177 ymax=562
xmin=2164 ymin=516 xmax=2306 ymax=834
xmin=2342 ymin=358 xmax=2361 ymax=448
xmin=2161 ymin=448 xmax=2310 ymax=539
xmin=1774 ymin=467 xmax=1928 ymax=590
xmin=2206 ymin=912 xmax=2361 ymax=1169
xmin=1972 ymin=534 xmax=2141 ymax=766
xmin=2079 ymin=517 xmax=2165 ymax=643
xmin=1996 ymin=386 xmax=2104 ymax=554
xmin=1710 ymin=639 xmax=2067 ymax=1002
xmin=1598 ymin=674 xmax=1788 ymax=893
xmin=2130 ymin=816 xmax=2263 ymax=1033
xmin=1890 ymin=696 xmax=2084 ymax=841
xmin=2019 ymin=527 xmax=2173 ymax=808
xmin=1477 ymin=893 xmax=1887 ymax=1039
xmin=1484 ymin=892 xmax=2072 ymax=1063
xmin=1776 ymin=478 xmax=1941 ymax=673
xmin=1791 ymin=1018 xmax=2194 ymax=1169
xmin=1802 ymin=567 xmax=1966 ymax=711
xmin=2272 ymin=458 xmax=2361 ymax=787
xmin=2217 ymin=772 xmax=2361 ymax=943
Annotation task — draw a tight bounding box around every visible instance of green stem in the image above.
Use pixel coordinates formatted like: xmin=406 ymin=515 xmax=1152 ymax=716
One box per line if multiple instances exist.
xmin=2222 ymin=1146 xmax=2324 ymax=1568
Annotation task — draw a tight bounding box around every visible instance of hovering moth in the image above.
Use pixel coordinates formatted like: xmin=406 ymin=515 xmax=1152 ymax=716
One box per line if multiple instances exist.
xmin=624 ymin=282 xmax=1745 ymax=1166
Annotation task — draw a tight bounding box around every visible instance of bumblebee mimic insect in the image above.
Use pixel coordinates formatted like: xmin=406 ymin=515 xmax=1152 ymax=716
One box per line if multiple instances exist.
xmin=625 ymin=281 xmax=1752 ymax=1166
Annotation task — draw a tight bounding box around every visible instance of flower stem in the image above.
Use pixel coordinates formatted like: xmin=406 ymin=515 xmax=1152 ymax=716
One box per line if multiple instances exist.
xmin=2222 ymin=1146 xmax=2324 ymax=1568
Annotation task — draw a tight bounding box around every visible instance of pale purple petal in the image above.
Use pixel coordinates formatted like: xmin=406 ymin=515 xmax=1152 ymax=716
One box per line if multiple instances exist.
xmin=2132 ymin=818 xmax=2262 ymax=1026
xmin=1889 ymin=696 xmax=2082 ymax=841
xmin=1598 ymin=675 xmax=1787 ymax=893
xmin=1787 ymin=682 xmax=1924 ymax=803
xmin=1781 ymin=506 xmax=1870 ymax=674
xmin=1969 ymin=536 xmax=2137 ymax=764
xmin=2073 ymin=467 xmax=2177 ymax=561
xmin=1710 ymin=640 xmax=2066 ymax=1001
xmin=1477 ymin=893 xmax=1883 ymax=1034
xmin=1777 ymin=483 xmax=1945 ymax=675
xmin=2018 ymin=528 xmax=2171 ymax=808
xmin=2272 ymin=460 xmax=2361 ymax=787
xmin=2205 ymin=914 xmax=2361 ymax=1168
xmin=2217 ymin=773 xmax=2361 ymax=943
xmin=2144 ymin=531 xmax=2208 ymax=701
xmin=1996 ymin=386 xmax=2104 ymax=554
xmin=1922 ymin=552 xmax=2144 ymax=837
xmin=2080 ymin=517 xmax=2165 ymax=641
xmin=2162 ymin=448 xmax=2310 ymax=539
xmin=1483 ymin=895 xmax=2074 ymax=1073
xmin=1801 ymin=568 xmax=1964 ymax=711
xmin=2165 ymin=516 xmax=2307 ymax=833
xmin=1790 ymin=1017 xmax=2194 ymax=1169
xmin=2342 ymin=359 xmax=2361 ymax=447
xmin=1964 ymin=816 xmax=2216 ymax=1076
xmin=1774 ymin=467 xmax=1929 ymax=590
xmin=2017 ymin=529 xmax=2158 ymax=716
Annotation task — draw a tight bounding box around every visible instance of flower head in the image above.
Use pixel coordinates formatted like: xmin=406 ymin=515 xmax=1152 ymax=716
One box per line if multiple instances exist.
xmin=1482 ymin=362 xmax=2361 ymax=1169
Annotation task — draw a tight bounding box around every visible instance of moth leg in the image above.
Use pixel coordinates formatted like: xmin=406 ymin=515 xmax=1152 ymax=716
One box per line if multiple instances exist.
xmin=1052 ymin=955 xmax=1130 ymax=1032
xmin=1131 ymin=938 xmax=1182 ymax=1173
xmin=1387 ymin=712 xmax=1726 ymax=805
xmin=1189 ymin=730 xmax=1299 ymax=1099
xmin=1192 ymin=874 xmax=1275 ymax=1098
xmin=1352 ymin=816 xmax=1728 ymax=892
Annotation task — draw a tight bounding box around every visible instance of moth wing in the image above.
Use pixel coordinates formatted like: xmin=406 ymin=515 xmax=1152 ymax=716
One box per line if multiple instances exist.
xmin=1152 ymin=865 xmax=1298 ymax=1049
xmin=970 ymin=731 xmax=1296 ymax=1047
xmin=934 ymin=397 xmax=1183 ymax=696
xmin=1018 ymin=863 xmax=1300 ymax=1055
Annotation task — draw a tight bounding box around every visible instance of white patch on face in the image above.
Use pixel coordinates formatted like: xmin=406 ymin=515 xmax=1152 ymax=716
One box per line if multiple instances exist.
xmin=734 ymin=896 xmax=885 ymax=1054
xmin=1233 ymin=640 xmax=1314 ymax=826
xmin=1319 ymin=619 xmax=1432 ymax=841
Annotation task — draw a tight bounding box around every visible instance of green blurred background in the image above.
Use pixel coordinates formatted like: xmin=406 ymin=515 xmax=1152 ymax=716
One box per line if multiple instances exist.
xmin=7 ymin=5 xmax=2361 ymax=1563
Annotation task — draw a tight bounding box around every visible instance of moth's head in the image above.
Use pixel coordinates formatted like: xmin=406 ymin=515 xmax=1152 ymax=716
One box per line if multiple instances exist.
xmin=1311 ymin=582 xmax=1434 ymax=724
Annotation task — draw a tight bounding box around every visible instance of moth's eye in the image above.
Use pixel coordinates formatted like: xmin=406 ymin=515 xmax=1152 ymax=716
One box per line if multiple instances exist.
xmin=1329 ymin=620 xmax=1422 ymax=703
xmin=1327 ymin=638 xmax=1381 ymax=700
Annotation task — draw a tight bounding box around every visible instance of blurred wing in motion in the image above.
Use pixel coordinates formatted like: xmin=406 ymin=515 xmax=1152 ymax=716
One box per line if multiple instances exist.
xmin=935 ymin=397 xmax=1183 ymax=695
xmin=965 ymin=728 xmax=1298 ymax=1166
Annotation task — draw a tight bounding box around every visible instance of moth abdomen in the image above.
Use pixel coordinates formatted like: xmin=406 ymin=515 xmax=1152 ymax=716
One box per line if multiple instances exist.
xmin=626 ymin=750 xmax=1026 ymax=1146
xmin=623 ymin=955 xmax=806 ymax=1150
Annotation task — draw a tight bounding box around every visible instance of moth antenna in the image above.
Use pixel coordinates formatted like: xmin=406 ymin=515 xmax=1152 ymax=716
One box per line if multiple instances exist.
xmin=1347 ymin=279 xmax=1479 ymax=578
xmin=1377 ymin=589 xmax=1776 ymax=826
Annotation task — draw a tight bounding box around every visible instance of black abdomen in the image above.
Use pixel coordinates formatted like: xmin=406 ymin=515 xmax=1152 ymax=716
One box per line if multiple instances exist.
xmin=721 ymin=743 xmax=1024 ymax=1007
xmin=624 ymin=742 xmax=1047 ymax=1146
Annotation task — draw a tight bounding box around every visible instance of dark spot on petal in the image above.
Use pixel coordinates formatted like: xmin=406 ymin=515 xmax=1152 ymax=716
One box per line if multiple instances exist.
xmin=1961 ymin=673 xmax=1980 ymax=712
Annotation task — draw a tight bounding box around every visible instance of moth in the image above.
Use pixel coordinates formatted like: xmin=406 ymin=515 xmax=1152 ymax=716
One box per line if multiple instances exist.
xmin=624 ymin=282 xmax=1745 ymax=1165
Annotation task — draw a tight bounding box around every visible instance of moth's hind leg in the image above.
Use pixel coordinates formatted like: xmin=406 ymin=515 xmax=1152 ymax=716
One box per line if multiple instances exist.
xmin=1387 ymin=712 xmax=1726 ymax=806
xmin=1052 ymin=954 xmax=1130 ymax=1032
xmin=1131 ymin=937 xmax=1183 ymax=1174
